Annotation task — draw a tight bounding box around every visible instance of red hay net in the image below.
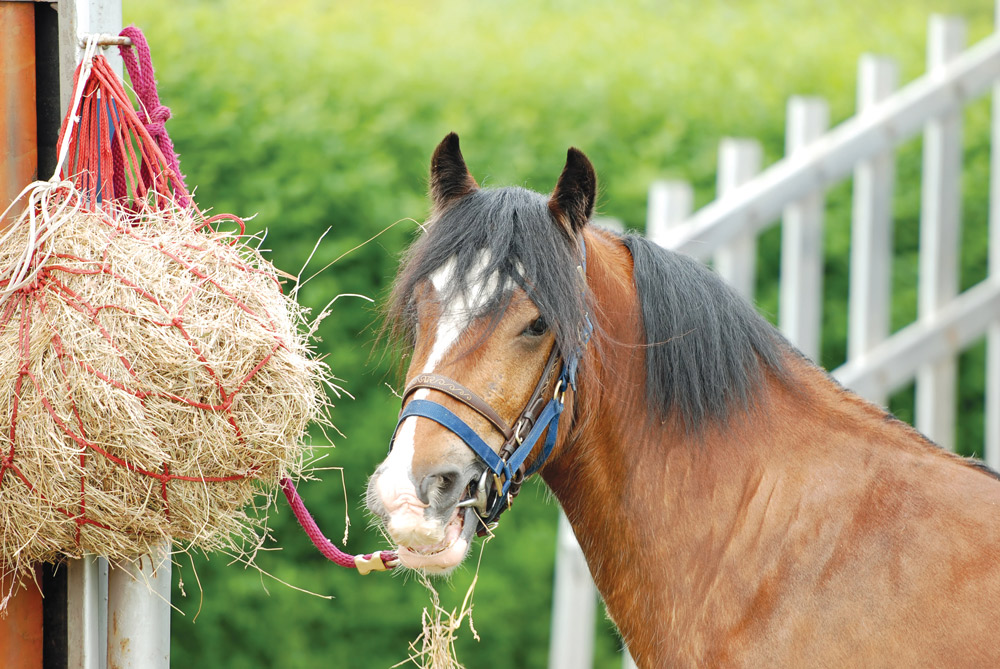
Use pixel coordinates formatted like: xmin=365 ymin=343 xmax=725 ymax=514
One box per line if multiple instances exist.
xmin=0 ymin=42 xmax=317 ymax=572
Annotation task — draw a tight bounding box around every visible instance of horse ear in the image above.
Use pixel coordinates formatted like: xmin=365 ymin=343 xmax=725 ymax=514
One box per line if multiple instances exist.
xmin=548 ymin=148 xmax=596 ymax=234
xmin=430 ymin=132 xmax=479 ymax=209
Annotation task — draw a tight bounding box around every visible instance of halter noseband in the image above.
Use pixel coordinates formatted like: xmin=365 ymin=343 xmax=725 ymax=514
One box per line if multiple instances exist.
xmin=390 ymin=238 xmax=592 ymax=536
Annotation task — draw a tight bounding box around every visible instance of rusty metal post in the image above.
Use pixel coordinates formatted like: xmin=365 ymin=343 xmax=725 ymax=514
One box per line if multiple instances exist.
xmin=0 ymin=1 xmax=39 ymax=227
xmin=0 ymin=4 xmax=45 ymax=667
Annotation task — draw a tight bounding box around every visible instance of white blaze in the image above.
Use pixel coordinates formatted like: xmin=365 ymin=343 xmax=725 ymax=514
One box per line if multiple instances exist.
xmin=376 ymin=252 xmax=502 ymax=539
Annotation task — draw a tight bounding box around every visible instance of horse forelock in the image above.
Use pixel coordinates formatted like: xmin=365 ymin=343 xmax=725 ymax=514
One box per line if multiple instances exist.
xmin=385 ymin=186 xmax=591 ymax=364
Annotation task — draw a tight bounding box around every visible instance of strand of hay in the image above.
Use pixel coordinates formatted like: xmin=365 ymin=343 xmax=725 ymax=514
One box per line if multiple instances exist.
xmin=398 ymin=540 xmax=488 ymax=669
xmin=0 ymin=200 xmax=331 ymax=598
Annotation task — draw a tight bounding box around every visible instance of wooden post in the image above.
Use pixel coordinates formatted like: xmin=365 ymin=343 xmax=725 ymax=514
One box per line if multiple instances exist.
xmin=714 ymin=139 xmax=762 ymax=298
xmin=0 ymin=5 xmax=44 ymax=666
xmin=780 ymin=96 xmax=830 ymax=361
xmin=848 ymin=55 xmax=899 ymax=406
xmin=647 ymin=179 xmax=694 ymax=246
xmin=916 ymin=15 xmax=966 ymax=451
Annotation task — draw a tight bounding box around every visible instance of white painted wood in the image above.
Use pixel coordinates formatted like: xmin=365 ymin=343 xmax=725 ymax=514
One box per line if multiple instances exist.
xmin=848 ymin=55 xmax=899 ymax=407
xmin=548 ymin=512 xmax=596 ymax=669
xmin=916 ymin=15 xmax=966 ymax=451
xmin=660 ymin=27 xmax=1000 ymax=260
xmin=594 ymin=216 xmax=625 ymax=233
xmin=107 ymin=539 xmax=171 ymax=669
xmin=714 ymin=139 xmax=763 ymax=298
xmin=986 ymin=0 xmax=1000 ymax=471
xmin=835 ymin=278 xmax=1000 ymax=401
xmin=647 ymin=180 xmax=693 ymax=245
xmin=780 ymin=97 xmax=829 ymax=361
xmin=67 ymin=555 xmax=106 ymax=669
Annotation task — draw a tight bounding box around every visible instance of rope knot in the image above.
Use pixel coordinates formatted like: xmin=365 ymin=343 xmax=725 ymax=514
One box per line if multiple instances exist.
xmin=144 ymin=105 xmax=172 ymax=137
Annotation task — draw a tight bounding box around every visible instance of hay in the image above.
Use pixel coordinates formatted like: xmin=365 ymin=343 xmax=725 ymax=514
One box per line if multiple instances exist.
xmin=0 ymin=201 xmax=328 ymax=587
xmin=399 ymin=541 xmax=487 ymax=669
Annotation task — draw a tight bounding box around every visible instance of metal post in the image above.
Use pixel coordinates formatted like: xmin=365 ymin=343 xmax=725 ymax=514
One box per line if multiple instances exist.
xmin=714 ymin=139 xmax=762 ymax=297
xmin=0 ymin=5 xmax=45 ymax=665
xmin=848 ymin=55 xmax=899 ymax=406
xmin=548 ymin=512 xmax=596 ymax=669
xmin=107 ymin=539 xmax=171 ymax=669
xmin=56 ymin=3 xmax=157 ymax=669
xmin=780 ymin=96 xmax=830 ymax=361
xmin=916 ymin=15 xmax=966 ymax=451
xmin=66 ymin=556 xmax=107 ymax=669
xmin=986 ymin=0 xmax=1000 ymax=470
xmin=57 ymin=0 xmax=124 ymax=112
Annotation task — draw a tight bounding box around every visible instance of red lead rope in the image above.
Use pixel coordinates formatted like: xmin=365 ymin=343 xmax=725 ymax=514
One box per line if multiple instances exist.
xmin=280 ymin=477 xmax=398 ymax=573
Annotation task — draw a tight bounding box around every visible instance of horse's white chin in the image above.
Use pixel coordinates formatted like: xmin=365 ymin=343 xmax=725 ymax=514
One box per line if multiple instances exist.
xmin=396 ymin=508 xmax=470 ymax=573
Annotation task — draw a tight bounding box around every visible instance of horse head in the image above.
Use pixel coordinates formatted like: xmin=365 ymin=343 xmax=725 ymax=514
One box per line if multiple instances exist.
xmin=366 ymin=133 xmax=595 ymax=572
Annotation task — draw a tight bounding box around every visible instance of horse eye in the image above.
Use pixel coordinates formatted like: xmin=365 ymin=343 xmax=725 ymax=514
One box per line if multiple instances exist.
xmin=522 ymin=317 xmax=548 ymax=337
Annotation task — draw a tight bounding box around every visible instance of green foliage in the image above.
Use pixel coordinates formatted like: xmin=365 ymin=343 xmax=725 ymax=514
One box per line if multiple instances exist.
xmin=123 ymin=0 xmax=996 ymax=666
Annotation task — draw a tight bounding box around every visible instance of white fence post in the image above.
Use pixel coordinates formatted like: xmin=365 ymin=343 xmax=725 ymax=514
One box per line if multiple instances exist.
xmin=714 ymin=139 xmax=763 ymax=297
xmin=916 ymin=15 xmax=967 ymax=451
xmin=986 ymin=0 xmax=1000 ymax=470
xmin=780 ymin=97 xmax=830 ymax=361
xmin=549 ymin=512 xmax=596 ymax=669
xmin=647 ymin=180 xmax=694 ymax=246
xmin=848 ymin=55 xmax=899 ymax=406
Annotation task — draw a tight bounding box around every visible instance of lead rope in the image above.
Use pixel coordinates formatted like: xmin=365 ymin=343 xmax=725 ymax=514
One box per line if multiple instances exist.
xmin=281 ymin=478 xmax=398 ymax=573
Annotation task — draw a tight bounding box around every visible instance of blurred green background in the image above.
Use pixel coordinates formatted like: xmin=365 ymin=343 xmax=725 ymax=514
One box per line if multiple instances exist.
xmin=123 ymin=1 xmax=996 ymax=666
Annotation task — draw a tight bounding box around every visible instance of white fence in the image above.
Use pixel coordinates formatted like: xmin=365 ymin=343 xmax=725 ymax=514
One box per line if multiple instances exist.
xmin=550 ymin=7 xmax=1000 ymax=667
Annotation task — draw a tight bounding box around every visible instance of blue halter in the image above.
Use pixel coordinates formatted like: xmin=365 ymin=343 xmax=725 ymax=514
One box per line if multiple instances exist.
xmin=390 ymin=238 xmax=592 ymax=533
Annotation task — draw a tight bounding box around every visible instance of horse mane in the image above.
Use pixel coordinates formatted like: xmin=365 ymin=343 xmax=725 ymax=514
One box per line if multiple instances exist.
xmin=385 ymin=186 xmax=590 ymax=362
xmin=620 ymin=234 xmax=791 ymax=432
xmin=385 ymin=183 xmax=791 ymax=433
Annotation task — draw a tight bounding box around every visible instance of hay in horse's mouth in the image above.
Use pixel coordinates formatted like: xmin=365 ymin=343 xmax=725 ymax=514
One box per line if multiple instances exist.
xmin=404 ymin=509 xmax=466 ymax=557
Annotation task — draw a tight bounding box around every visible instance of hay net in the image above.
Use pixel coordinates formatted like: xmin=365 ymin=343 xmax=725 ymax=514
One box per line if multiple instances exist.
xmin=0 ymin=32 xmax=327 ymax=588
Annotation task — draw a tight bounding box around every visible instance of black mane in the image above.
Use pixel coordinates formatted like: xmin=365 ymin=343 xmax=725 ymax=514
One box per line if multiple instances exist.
xmin=621 ymin=234 xmax=790 ymax=431
xmin=386 ymin=185 xmax=789 ymax=432
xmin=386 ymin=187 xmax=589 ymax=361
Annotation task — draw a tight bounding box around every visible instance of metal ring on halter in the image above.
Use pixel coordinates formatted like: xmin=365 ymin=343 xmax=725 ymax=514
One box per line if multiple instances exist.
xmin=553 ymin=377 xmax=568 ymax=403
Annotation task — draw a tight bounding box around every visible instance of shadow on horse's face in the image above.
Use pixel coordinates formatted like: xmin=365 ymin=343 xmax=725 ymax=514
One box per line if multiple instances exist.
xmin=366 ymin=132 xmax=595 ymax=573
xmin=367 ymin=277 xmax=555 ymax=572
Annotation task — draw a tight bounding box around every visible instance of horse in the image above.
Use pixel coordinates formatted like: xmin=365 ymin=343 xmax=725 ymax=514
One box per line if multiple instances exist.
xmin=366 ymin=133 xmax=1000 ymax=667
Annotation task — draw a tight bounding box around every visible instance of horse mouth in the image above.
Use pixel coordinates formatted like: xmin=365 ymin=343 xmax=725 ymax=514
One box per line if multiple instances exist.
xmin=396 ymin=507 xmax=472 ymax=572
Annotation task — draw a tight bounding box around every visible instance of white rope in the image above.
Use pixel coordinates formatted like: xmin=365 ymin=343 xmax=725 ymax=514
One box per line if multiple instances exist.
xmin=0 ymin=35 xmax=103 ymax=307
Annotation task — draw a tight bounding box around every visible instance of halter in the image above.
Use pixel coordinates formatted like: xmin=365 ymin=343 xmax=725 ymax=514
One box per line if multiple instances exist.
xmin=390 ymin=238 xmax=592 ymax=536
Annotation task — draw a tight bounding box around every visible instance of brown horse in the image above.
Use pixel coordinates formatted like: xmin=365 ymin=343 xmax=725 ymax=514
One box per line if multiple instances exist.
xmin=366 ymin=133 xmax=1000 ymax=667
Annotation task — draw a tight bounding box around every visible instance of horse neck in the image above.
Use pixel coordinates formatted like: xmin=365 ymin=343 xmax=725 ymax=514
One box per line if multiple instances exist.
xmin=540 ymin=347 xmax=827 ymax=663
xmin=536 ymin=231 xmax=952 ymax=664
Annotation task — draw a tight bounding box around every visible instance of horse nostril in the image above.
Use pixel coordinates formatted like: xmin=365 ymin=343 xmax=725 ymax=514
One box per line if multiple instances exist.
xmin=418 ymin=467 xmax=463 ymax=505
